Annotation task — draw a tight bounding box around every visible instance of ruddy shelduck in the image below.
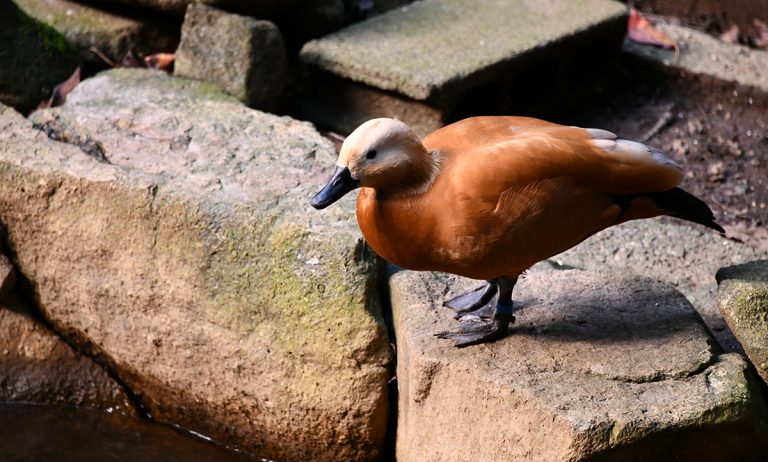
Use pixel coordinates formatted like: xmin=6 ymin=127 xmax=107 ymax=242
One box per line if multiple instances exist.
xmin=311 ymin=116 xmax=724 ymax=347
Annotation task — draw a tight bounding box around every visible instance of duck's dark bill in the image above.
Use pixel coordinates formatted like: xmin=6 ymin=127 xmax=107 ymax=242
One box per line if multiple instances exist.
xmin=310 ymin=166 xmax=360 ymax=209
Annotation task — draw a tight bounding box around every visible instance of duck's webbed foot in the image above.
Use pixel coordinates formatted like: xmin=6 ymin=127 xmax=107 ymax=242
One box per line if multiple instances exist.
xmin=436 ymin=276 xmax=519 ymax=348
xmin=442 ymin=280 xmax=498 ymax=319
xmin=435 ymin=305 xmax=514 ymax=348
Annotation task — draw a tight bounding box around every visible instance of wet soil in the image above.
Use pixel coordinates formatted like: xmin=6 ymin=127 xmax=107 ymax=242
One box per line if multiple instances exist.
xmin=0 ymin=403 xmax=259 ymax=462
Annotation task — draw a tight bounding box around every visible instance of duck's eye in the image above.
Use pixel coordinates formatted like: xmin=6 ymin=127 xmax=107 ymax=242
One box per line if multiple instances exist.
xmin=366 ymin=149 xmax=377 ymax=160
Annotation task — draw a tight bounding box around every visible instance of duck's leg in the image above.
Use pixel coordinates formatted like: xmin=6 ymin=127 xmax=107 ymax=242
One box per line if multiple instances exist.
xmin=435 ymin=276 xmax=518 ymax=348
xmin=442 ymin=280 xmax=498 ymax=319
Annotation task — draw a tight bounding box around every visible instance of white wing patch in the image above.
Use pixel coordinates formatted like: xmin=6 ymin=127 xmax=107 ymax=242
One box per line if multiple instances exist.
xmin=586 ymin=130 xmax=681 ymax=170
xmin=585 ymin=128 xmax=617 ymax=140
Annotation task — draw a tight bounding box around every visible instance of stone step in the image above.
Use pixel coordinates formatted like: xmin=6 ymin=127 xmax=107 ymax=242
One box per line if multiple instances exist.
xmin=297 ymin=0 xmax=628 ymax=135
xmin=391 ymin=269 xmax=768 ymax=461
xmin=0 ymin=70 xmax=390 ymax=461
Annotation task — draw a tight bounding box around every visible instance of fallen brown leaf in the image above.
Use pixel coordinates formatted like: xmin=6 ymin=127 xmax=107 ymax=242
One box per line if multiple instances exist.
xmin=144 ymin=53 xmax=175 ymax=73
xmin=37 ymin=66 xmax=81 ymax=110
xmin=627 ymin=9 xmax=677 ymax=49
xmin=91 ymin=47 xmax=174 ymax=74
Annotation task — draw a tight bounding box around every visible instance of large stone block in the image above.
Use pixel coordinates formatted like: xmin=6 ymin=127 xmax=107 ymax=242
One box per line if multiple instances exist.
xmin=0 ymin=69 xmax=390 ymax=461
xmin=302 ymin=0 xmax=627 ymax=101
xmin=175 ymin=3 xmax=286 ymax=110
xmin=717 ymin=260 xmax=768 ymax=384
xmin=391 ymin=269 xmax=768 ymax=461
xmin=297 ymin=0 xmax=627 ymax=134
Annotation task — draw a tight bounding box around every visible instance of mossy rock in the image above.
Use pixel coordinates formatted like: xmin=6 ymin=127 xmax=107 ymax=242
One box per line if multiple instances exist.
xmin=717 ymin=260 xmax=768 ymax=384
xmin=13 ymin=0 xmax=179 ymax=66
xmin=0 ymin=1 xmax=79 ymax=113
xmin=0 ymin=69 xmax=391 ymax=461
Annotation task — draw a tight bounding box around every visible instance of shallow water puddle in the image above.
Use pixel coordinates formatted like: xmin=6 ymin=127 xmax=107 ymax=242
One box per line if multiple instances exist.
xmin=0 ymin=403 xmax=258 ymax=462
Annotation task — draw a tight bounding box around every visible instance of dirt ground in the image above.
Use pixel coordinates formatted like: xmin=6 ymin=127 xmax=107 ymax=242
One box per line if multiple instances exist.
xmin=566 ymin=58 xmax=767 ymax=251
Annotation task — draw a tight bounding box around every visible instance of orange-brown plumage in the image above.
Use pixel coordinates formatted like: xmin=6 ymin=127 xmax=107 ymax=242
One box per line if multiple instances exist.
xmin=310 ymin=116 xmax=722 ymax=346
xmin=349 ymin=116 xmax=692 ymax=279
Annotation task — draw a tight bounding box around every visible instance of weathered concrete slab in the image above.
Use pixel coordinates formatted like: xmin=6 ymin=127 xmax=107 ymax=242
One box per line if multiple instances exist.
xmin=0 ymin=70 xmax=390 ymax=461
xmin=14 ymin=0 xmax=179 ymax=65
xmin=624 ymin=22 xmax=768 ymax=94
xmin=391 ymin=269 xmax=768 ymax=461
xmin=301 ymin=0 xmax=627 ymax=102
xmin=529 ymin=219 xmax=768 ymax=353
xmin=717 ymin=260 xmax=768 ymax=384
xmin=297 ymin=0 xmax=627 ymax=135
xmin=0 ymin=291 xmax=136 ymax=414
xmin=175 ymin=3 xmax=286 ymax=110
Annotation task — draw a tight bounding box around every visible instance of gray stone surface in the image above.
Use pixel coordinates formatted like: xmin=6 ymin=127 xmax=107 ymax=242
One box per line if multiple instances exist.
xmin=301 ymin=0 xmax=628 ymax=102
xmin=624 ymin=22 xmax=768 ymax=94
xmin=0 ymin=69 xmax=390 ymax=461
xmin=175 ymin=3 xmax=287 ymax=110
xmin=717 ymin=260 xmax=768 ymax=384
xmin=0 ymin=254 xmax=16 ymax=299
xmin=391 ymin=269 xmax=768 ymax=461
xmin=529 ymin=219 xmax=768 ymax=353
xmin=0 ymin=1 xmax=80 ymax=113
xmin=0 ymin=291 xmax=137 ymax=414
xmin=14 ymin=0 xmax=179 ymax=65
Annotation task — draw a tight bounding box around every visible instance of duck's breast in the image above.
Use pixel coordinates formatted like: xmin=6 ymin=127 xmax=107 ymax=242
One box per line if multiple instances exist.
xmin=355 ymin=170 xmax=503 ymax=275
xmin=356 ymin=188 xmax=443 ymax=271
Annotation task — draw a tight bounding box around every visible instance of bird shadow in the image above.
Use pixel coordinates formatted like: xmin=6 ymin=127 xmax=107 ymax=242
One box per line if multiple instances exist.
xmin=448 ymin=292 xmax=709 ymax=345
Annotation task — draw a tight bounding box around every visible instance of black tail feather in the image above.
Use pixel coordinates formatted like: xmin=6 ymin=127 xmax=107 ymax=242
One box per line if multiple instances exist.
xmin=646 ymin=187 xmax=725 ymax=233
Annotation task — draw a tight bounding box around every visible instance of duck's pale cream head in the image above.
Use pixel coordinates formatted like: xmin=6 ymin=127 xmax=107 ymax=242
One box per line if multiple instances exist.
xmin=311 ymin=118 xmax=432 ymax=209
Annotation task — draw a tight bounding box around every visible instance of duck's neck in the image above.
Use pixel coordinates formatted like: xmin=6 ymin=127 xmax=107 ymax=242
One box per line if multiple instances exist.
xmin=381 ymin=149 xmax=443 ymax=197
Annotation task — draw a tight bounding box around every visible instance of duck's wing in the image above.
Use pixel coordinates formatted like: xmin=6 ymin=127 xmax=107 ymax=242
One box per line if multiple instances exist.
xmin=440 ymin=121 xmax=683 ymax=195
